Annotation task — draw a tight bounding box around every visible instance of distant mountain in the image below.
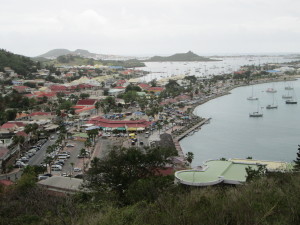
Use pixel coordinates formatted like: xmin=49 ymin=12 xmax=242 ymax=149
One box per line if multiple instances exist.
xmin=38 ymin=49 xmax=72 ymax=58
xmin=145 ymin=51 xmax=219 ymax=62
xmin=37 ymin=49 xmax=130 ymax=60
xmin=72 ymin=49 xmax=97 ymax=58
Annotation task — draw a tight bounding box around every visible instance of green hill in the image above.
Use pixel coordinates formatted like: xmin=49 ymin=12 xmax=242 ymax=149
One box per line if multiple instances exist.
xmin=146 ymin=51 xmax=219 ymax=62
xmin=0 ymin=49 xmax=39 ymax=75
xmin=38 ymin=49 xmax=97 ymax=59
xmin=41 ymin=54 xmax=145 ymax=68
xmin=38 ymin=49 xmax=72 ymax=58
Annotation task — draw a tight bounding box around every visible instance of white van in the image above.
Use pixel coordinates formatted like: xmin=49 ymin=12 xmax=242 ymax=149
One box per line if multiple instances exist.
xmin=28 ymin=149 xmax=37 ymax=154
xmin=51 ymin=165 xmax=62 ymax=171
xmin=57 ymin=153 xmax=70 ymax=158
xmin=57 ymin=156 xmax=68 ymax=160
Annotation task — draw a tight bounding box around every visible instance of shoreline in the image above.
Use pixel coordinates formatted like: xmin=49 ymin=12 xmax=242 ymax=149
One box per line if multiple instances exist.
xmin=172 ymin=75 xmax=299 ymax=165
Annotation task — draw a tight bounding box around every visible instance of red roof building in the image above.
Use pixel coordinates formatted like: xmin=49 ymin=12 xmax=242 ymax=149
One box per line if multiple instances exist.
xmin=0 ymin=180 xmax=14 ymax=186
xmin=0 ymin=123 xmax=18 ymax=130
xmin=0 ymin=147 xmax=9 ymax=159
xmin=28 ymin=112 xmax=51 ymax=117
xmin=147 ymin=87 xmax=164 ymax=93
xmin=50 ymin=85 xmax=68 ymax=92
xmin=114 ymin=86 xmax=126 ymax=89
xmin=76 ymin=99 xmax=97 ymax=106
xmin=75 ymin=106 xmax=95 ymax=114
xmin=77 ymin=84 xmax=94 ymax=89
xmin=138 ymin=83 xmax=151 ymax=90
xmin=115 ymin=80 xmax=127 ymax=86
xmin=16 ymin=131 xmax=28 ymax=137
xmin=87 ymin=117 xmax=152 ymax=129
xmin=36 ymin=92 xmax=57 ymax=99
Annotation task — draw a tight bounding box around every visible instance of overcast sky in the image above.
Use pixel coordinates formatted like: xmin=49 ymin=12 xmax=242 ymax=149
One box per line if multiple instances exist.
xmin=1 ymin=0 xmax=300 ymax=57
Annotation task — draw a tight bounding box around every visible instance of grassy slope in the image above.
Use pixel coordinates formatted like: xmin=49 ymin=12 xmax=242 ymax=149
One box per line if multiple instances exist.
xmin=77 ymin=172 xmax=300 ymax=225
xmin=2 ymin=172 xmax=300 ymax=225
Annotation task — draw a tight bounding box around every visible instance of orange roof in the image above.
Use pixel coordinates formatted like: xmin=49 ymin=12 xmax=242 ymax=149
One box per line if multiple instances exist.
xmin=0 ymin=180 xmax=14 ymax=186
xmin=16 ymin=112 xmax=29 ymax=119
xmin=75 ymin=106 xmax=95 ymax=114
xmin=72 ymin=105 xmax=85 ymax=109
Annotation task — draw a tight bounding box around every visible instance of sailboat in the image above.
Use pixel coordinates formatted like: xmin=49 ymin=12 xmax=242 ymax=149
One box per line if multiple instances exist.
xmin=266 ymin=92 xmax=278 ymax=109
xmin=285 ymin=90 xmax=297 ymax=104
xmin=247 ymin=85 xmax=258 ymax=100
xmin=266 ymin=83 xmax=277 ymax=93
xmin=249 ymin=102 xmax=263 ymax=117
xmin=284 ymin=82 xmax=293 ymax=90
xmin=282 ymin=90 xmax=292 ymax=99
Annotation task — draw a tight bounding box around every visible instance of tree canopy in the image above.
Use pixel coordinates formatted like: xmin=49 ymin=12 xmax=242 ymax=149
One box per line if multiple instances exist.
xmin=85 ymin=146 xmax=177 ymax=203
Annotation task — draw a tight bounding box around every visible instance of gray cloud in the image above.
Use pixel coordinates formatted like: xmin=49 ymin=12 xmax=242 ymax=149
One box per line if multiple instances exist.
xmin=1 ymin=0 xmax=300 ymax=56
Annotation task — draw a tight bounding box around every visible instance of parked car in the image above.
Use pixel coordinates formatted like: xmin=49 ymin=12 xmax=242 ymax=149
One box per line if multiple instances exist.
xmin=51 ymin=165 xmax=62 ymax=171
xmin=73 ymin=167 xmax=82 ymax=172
xmin=15 ymin=161 xmax=27 ymax=168
xmin=38 ymin=175 xmax=49 ymax=180
xmin=66 ymin=144 xmax=75 ymax=147
xmin=54 ymin=161 xmax=64 ymax=166
xmin=20 ymin=157 xmax=29 ymax=162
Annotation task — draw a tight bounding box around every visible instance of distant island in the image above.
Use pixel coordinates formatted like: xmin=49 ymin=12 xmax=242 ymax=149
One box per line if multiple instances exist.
xmin=144 ymin=51 xmax=220 ymax=62
xmin=37 ymin=49 xmax=97 ymax=59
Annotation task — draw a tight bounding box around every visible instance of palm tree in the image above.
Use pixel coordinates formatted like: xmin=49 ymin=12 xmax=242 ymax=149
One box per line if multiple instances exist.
xmin=79 ymin=148 xmax=87 ymax=173
xmin=185 ymin=152 xmax=194 ymax=167
xmin=43 ymin=156 xmax=53 ymax=175
xmin=70 ymin=162 xmax=74 ymax=177
xmin=95 ymin=101 xmax=100 ymax=115
xmin=84 ymin=139 xmax=92 ymax=152
xmin=157 ymin=123 xmax=162 ymax=134
xmin=170 ymin=118 xmax=175 ymax=132
xmin=12 ymin=135 xmax=25 ymax=159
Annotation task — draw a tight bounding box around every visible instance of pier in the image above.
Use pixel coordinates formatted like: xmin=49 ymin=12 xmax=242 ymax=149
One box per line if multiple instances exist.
xmin=175 ymin=118 xmax=211 ymax=142
xmin=172 ymin=118 xmax=211 ymax=164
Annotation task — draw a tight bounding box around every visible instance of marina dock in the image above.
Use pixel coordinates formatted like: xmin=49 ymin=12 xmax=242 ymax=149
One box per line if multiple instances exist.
xmin=172 ymin=118 xmax=211 ymax=164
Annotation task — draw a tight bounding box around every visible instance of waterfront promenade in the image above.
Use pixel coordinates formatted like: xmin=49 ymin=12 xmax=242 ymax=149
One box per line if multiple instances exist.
xmin=171 ymin=118 xmax=211 ymax=165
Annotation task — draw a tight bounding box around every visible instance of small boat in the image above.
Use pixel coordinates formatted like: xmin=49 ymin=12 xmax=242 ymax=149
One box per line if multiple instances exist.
xmin=247 ymin=96 xmax=259 ymax=100
xmin=266 ymin=88 xmax=277 ymax=93
xmin=266 ymin=92 xmax=278 ymax=109
xmin=249 ymin=111 xmax=263 ymax=117
xmin=250 ymin=103 xmax=263 ymax=117
xmin=266 ymin=104 xmax=278 ymax=109
xmin=286 ymin=100 xmax=297 ymax=104
xmin=247 ymin=85 xmax=258 ymax=100
xmin=285 ymin=90 xmax=297 ymax=104
xmin=284 ymin=82 xmax=293 ymax=90
xmin=282 ymin=95 xmax=292 ymax=99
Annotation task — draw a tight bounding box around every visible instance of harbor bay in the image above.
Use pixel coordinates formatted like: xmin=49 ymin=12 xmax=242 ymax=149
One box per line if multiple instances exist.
xmin=180 ymin=78 xmax=300 ymax=166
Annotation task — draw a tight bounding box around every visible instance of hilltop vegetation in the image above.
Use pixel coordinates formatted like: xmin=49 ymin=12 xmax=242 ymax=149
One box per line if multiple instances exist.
xmin=1 ymin=145 xmax=300 ymax=225
xmin=145 ymin=51 xmax=219 ymax=62
xmin=41 ymin=54 xmax=145 ymax=68
xmin=2 ymin=169 xmax=300 ymax=225
xmin=0 ymin=49 xmax=40 ymax=75
xmin=37 ymin=49 xmax=72 ymax=58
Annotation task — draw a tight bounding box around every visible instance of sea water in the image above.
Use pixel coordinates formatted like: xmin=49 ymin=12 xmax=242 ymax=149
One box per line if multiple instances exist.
xmin=180 ymin=79 xmax=300 ymax=166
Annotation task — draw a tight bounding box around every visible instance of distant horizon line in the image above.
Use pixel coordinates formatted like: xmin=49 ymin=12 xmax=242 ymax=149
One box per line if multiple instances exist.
xmin=3 ymin=48 xmax=300 ymax=58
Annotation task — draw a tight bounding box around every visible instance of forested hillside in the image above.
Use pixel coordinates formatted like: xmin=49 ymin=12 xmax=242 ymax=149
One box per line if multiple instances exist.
xmin=0 ymin=49 xmax=40 ymax=75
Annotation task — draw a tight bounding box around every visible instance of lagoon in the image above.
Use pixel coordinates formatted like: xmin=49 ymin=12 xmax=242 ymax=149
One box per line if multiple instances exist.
xmin=180 ymin=79 xmax=300 ymax=166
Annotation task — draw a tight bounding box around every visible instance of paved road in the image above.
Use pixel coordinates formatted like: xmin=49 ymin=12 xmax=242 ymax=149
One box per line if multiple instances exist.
xmin=28 ymin=135 xmax=58 ymax=166
xmin=0 ymin=134 xmax=58 ymax=181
